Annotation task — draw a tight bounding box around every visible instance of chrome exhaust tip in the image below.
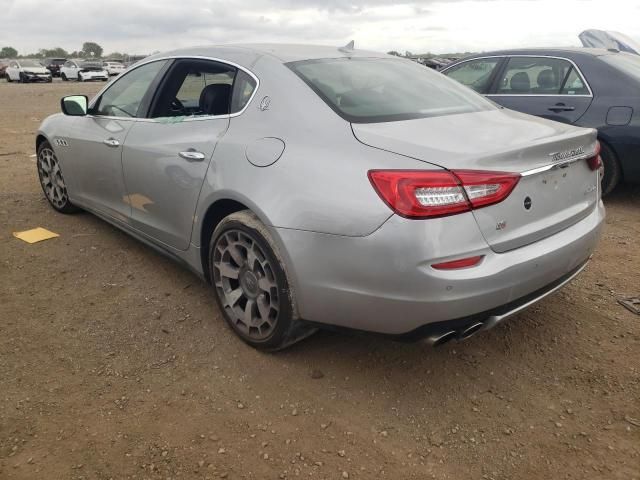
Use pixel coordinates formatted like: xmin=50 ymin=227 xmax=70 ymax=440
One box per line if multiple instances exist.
xmin=425 ymin=330 xmax=457 ymax=347
xmin=458 ymin=322 xmax=484 ymax=340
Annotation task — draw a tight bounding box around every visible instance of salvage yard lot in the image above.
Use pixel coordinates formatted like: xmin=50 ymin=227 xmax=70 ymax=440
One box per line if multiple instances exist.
xmin=0 ymin=79 xmax=639 ymax=479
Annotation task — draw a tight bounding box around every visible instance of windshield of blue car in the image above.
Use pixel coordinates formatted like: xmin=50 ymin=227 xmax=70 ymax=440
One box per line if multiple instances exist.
xmin=288 ymin=57 xmax=495 ymax=123
xmin=602 ymin=52 xmax=640 ymax=81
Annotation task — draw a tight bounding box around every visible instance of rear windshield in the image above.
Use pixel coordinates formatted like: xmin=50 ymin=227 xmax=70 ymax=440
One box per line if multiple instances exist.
xmin=288 ymin=57 xmax=495 ymax=123
xmin=602 ymin=52 xmax=640 ymax=80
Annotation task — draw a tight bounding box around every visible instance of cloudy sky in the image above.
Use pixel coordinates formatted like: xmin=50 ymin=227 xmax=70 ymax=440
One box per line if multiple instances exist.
xmin=1 ymin=0 xmax=639 ymax=56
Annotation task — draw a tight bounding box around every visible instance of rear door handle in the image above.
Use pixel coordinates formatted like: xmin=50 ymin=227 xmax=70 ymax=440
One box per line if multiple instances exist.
xmin=179 ymin=149 xmax=206 ymax=162
xmin=103 ymin=138 xmax=120 ymax=147
xmin=548 ymin=103 xmax=575 ymax=112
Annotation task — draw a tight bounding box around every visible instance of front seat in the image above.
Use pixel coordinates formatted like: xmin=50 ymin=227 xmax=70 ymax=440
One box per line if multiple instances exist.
xmin=199 ymin=83 xmax=231 ymax=116
xmin=509 ymin=72 xmax=531 ymax=93
xmin=536 ymin=69 xmax=557 ymax=93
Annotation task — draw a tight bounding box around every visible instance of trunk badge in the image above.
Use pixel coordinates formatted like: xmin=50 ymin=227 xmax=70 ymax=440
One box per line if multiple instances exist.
xmin=524 ymin=197 xmax=532 ymax=210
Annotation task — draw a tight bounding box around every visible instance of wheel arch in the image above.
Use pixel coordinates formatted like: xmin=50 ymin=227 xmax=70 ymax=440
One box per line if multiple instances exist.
xmin=199 ymin=198 xmax=253 ymax=283
xmin=597 ymin=135 xmax=624 ymax=179
xmin=35 ymin=133 xmax=49 ymax=151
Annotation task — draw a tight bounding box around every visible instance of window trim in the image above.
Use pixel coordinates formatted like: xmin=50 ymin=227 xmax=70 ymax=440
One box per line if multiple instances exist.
xmin=87 ymin=55 xmax=260 ymax=123
xmin=488 ymin=55 xmax=592 ymax=97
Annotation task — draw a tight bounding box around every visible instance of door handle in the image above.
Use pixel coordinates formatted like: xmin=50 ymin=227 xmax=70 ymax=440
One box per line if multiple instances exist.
xmin=179 ymin=149 xmax=206 ymax=161
xmin=103 ymin=138 xmax=120 ymax=147
xmin=548 ymin=103 xmax=575 ymax=113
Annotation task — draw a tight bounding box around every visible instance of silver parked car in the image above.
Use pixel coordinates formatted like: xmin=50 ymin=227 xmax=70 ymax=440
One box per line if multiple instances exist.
xmin=35 ymin=44 xmax=605 ymax=350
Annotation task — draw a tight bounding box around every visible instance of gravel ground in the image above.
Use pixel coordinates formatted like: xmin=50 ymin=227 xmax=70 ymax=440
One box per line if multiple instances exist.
xmin=1 ymin=79 xmax=639 ymax=480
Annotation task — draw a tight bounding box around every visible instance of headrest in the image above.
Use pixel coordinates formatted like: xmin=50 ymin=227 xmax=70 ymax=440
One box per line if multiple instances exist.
xmin=537 ymin=69 xmax=557 ymax=89
xmin=199 ymin=83 xmax=231 ymax=115
xmin=510 ymin=72 xmax=530 ymax=92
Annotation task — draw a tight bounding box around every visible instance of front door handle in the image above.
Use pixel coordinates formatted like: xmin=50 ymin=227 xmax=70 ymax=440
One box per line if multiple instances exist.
xmin=179 ymin=149 xmax=206 ymax=162
xmin=103 ymin=138 xmax=120 ymax=147
xmin=548 ymin=103 xmax=575 ymax=113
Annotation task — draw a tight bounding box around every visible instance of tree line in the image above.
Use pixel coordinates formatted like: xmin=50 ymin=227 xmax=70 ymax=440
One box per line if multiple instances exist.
xmin=1 ymin=42 xmax=131 ymax=60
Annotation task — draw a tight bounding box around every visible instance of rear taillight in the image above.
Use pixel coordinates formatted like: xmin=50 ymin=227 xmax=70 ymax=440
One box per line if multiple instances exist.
xmin=368 ymin=170 xmax=520 ymax=219
xmin=586 ymin=141 xmax=602 ymax=171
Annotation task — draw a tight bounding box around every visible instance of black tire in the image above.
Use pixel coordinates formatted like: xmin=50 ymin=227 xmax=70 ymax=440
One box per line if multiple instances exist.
xmin=77 ymin=73 xmax=83 ymax=82
xmin=19 ymin=73 xmax=26 ymax=83
xmin=61 ymin=73 xmax=67 ymax=81
xmin=36 ymin=141 xmax=79 ymax=214
xmin=6 ymin=75 xmax=11 ymax=83
xmin=599 ymin=141 xmax=622 ymax=197
xmin=208 ymin=210 xmax=315 ymax=351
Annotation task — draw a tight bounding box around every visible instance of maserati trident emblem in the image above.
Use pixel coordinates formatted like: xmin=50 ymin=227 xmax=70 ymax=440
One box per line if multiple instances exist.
xmin=259 ymin=96 xmax=271 ymax=111
xmin=549 ymin=146 xmax=584 ymax=162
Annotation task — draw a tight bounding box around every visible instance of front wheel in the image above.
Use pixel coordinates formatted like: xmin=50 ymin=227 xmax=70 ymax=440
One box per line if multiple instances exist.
xmin=209 ymin=211 xmax=315 ymax=351
xmin=61 ymin=73 xmax=67 ymax=81
xmin=36 ymin=141 xmax=79 ymax=213
xmin=77 ymin=73 xmax=83 ymax=82
xmin=599 ymin=141 xmax=621 ymax=197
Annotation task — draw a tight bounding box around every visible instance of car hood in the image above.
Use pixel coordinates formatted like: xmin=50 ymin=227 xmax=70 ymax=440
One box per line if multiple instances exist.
xmin=24 ymin=67 xmax=49 ymax=74
xmin=351 ymin=108 xmax=596 ymax=173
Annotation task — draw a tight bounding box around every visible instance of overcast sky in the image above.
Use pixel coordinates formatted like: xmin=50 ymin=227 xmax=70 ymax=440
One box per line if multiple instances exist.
xmin=1 ymin=0 xmax=639 ymax=55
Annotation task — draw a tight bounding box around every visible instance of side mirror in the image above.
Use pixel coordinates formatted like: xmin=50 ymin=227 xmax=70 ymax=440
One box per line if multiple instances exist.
xmin=61 ymin=95 xmax=88 ymax=116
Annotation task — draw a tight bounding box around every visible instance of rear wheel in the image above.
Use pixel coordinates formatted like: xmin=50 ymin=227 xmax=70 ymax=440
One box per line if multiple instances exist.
xmin=599 ymin=141 xmax=621 ymax=197
xmin=36 ymin=141 xmax=79 ymax=213
xmin=209 ymin=210 xmax=315 ymax=351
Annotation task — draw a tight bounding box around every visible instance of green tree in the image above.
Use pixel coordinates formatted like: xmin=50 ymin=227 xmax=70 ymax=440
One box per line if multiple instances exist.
xmin=39 ymin=47 xmax=69 ymax=58
xmin=0 ymin=46 xmax=18 ymax=58
xmin=82 ymin=42 xmax=103 ymax=58
xmin=104 ymin=51 xmax=125 ymax=60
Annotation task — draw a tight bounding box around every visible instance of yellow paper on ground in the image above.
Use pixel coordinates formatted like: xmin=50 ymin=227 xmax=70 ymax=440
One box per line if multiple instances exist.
xmin=13 ymin=227 xmax=59 ymax=244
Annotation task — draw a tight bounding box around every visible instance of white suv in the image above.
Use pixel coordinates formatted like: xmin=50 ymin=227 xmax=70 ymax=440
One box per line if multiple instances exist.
xmin=5 ymin=59 xmax=52 ymax=83
xmin=103 ymin=61 xmax=126 ymax=76
xmin=60 ymin=60 xmax=108 ymax=82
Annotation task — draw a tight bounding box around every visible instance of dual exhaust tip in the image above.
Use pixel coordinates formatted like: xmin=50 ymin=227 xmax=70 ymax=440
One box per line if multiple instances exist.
xmin=425 ymin=321 xmax=485 ymax=347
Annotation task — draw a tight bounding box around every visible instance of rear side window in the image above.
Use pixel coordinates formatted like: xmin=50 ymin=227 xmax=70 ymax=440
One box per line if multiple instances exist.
xmin=496 ymin=57 xmax=588 ymax=95
xmin=443 ymin=58 xmax=502 ymax=93
xmin=230 ymin=70 xmax=257 ymax=113
xmin=288 ymin=57 xmax=494 ymax=123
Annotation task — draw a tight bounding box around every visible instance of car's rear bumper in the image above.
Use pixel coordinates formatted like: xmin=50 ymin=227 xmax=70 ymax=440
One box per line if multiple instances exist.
xmin=274 ymin=200 xmax=605 ymax=335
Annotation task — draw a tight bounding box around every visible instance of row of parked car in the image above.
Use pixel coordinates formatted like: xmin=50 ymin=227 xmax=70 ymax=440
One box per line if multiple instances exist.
xmin=0 ymin=57 xmax=126 ymax=83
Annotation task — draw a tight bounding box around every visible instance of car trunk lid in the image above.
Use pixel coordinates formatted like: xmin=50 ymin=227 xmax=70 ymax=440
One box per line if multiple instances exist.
xmin=352 ymin=109 xmax=600 ymax=252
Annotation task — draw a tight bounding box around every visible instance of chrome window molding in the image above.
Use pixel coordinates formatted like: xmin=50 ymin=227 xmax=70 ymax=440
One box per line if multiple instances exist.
xmin=87 ymin=55 xmax=261 ymax=122
xmin=443 ymin=55 xmax=593 ymax=98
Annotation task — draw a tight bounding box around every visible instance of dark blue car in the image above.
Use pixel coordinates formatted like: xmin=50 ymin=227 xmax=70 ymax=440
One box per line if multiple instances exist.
xmin=442 ymin=48 xmax=640 ymax=195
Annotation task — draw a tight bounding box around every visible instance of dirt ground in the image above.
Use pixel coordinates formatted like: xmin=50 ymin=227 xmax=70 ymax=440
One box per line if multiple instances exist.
xmin=1 ymin=79 xmax=639 ymax=480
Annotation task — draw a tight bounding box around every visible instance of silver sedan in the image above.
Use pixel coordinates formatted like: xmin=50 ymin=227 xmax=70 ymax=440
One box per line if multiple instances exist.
xmin=35 ymin=44 xmax=605 ymax=350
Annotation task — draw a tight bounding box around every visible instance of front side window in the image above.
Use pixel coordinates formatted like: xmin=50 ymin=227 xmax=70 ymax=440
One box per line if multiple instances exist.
xmin=94 ymin=60 xmax=167 ymax=117
xmin=288 ymin=57 xmax=494 ymax=123
xmin=443 ymin=58 xmax=502 ymax=93
xmin=150 ymin=59 xmax=236 ymax=118
xmin=496 ymin=57 xmax=586 ymax=95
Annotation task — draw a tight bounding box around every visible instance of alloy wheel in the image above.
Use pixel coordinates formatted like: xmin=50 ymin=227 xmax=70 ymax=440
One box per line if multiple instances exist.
xmin=212 ymin=229 xmax=280 ymax=340
xmin=38 ymin=147 xmax=68 ymax=209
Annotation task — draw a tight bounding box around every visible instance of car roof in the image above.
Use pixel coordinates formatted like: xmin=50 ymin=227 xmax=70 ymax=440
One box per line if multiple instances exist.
xmin=459 ymin=47 xmax=618 ymax=60
xmin=145 ymin=43 xmax=388 ymax=64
